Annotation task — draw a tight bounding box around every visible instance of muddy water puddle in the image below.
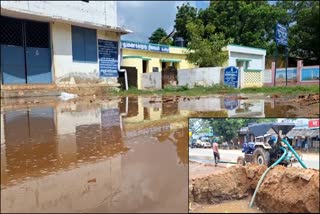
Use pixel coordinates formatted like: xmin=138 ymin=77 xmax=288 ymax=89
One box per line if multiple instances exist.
xmin=0 ymin=99 xmax=188 ymax=213
xmin=193 ymin=199 xmax=262 ymax=213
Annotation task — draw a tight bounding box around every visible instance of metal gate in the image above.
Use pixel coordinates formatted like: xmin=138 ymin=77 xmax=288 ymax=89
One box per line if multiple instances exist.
xmin=0 ymin=16 xmax=52 ymax=84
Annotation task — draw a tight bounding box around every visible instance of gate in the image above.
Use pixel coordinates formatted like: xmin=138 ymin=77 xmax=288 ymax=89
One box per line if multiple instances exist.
xmin=0 ymin=16 xmax=52 ymax=84
xmin=119 ymin=66 xmax=137 ymax=89
xmin=162 ymin=66 xmax=177 ymax=88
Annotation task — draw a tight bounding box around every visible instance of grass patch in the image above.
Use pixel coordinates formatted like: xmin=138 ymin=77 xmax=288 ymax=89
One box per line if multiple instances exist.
xmin=110 ymin=84 xmax=319 ymax=96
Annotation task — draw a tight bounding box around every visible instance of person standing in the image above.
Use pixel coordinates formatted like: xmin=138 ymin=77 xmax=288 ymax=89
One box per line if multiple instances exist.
xmin=212 ymin=140 xmax=220 ymax=166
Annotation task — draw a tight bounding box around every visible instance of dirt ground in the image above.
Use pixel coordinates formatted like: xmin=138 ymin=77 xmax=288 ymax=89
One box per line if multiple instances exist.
xmin=189 ymin=161 xmax=228 ymax=179
xmin=189 ymin=162 xmax=319 ymax=213
xmin=287 ymin=93 xmax=320 ymax=117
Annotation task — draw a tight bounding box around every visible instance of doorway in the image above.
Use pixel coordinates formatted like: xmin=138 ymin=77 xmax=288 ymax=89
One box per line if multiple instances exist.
xmin=0 ymin=16 xmax=52 ymax=84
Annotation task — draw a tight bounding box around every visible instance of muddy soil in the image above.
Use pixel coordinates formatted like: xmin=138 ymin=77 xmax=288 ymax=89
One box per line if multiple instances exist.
xmin=189 ymin=164 xmax=319 ymax=213
xmin=287 ymin=93 xmax=320 ymax=117
xmin=189 ymin=161 xmax=228 ymax=179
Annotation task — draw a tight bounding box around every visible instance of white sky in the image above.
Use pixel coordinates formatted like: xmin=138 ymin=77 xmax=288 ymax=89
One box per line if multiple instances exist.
xmin=117 ymin=1 xmax=199 ymax=42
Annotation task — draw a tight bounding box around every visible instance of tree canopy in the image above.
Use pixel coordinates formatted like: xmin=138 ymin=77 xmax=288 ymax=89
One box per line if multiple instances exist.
xmin=148 ymin=28 xmax=173 ymax=45
xmin=173 ymin=0 xmax=319 ymax=63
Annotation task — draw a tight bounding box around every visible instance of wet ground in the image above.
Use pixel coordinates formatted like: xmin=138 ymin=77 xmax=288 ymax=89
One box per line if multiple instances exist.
xmin=191 ymin=199 xmax=261 ymax=213
xmin=1 ymin=97 xmax=190 ymax=213
xmin=1 ymin=93 xmax=319 ymax=212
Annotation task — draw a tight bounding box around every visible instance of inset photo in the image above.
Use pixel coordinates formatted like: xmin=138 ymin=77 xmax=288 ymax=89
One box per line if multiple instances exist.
xmin=189 ymin=118 xmax=319 ymax=213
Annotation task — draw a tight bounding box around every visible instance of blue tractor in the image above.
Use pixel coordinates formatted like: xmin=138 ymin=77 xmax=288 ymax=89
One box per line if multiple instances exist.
xmin=237 ymin=122 xmax=301 ymax=167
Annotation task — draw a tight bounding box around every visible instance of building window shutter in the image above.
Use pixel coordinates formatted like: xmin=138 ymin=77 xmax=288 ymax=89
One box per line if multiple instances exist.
xmin=71 ymin=26 xmax=97 ymax=62
xmin=84 ymin=28 xmax=97 ymax=62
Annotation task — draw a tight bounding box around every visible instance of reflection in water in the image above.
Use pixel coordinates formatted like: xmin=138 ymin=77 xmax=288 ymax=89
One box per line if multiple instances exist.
xmin=1 ymin=100 xmax=188 ymax=213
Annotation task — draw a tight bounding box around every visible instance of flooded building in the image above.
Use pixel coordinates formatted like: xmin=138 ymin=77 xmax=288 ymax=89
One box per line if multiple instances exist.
xmin=0 ymin=1 xmax=131 ymax=90
xmin=120 ymin=40 xmax=197 ymax=89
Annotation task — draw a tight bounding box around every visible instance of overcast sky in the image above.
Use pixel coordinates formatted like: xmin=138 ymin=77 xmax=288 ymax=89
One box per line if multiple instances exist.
xmin=117 ymin=1 xmax=278 ymax=43
xmin=117 ymin=1 xmax=210 ymax=43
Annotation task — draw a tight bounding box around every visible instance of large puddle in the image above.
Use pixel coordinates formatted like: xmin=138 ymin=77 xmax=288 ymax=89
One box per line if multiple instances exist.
xmin=0 ymin=94 xmax=317 ymax=212
xmin=192 ymin=199 xmax=262 ymax=213
xmin=0 ymin=97 xmax=189 ymax=213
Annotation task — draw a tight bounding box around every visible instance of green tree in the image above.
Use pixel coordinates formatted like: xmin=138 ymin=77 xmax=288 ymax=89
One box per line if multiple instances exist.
xmin=279 ymin=1 xmax=320 ymax=62
xmin=209 ymin=118 xmax=277 ymax=142
xmin=148 ymin=28 xmax=168 ymax=44
xmin=186 ymin=20 xmax=232 ymax=67
xmin=201 ymin=1 xmax=288 ymax=56
xmin=174 ymin=3 xmax=197 ymax=45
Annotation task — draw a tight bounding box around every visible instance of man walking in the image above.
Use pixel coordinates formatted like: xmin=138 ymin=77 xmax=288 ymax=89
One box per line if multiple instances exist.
xmin=212 ymin=140 xmax=220 ymax=166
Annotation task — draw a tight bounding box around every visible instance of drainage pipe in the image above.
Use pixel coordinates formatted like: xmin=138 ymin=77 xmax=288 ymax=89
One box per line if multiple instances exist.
xmin=119 ymin=69 xmax=128 ymax=90
xmin=281 ymin=138 xmax=307 ymax=169
xmin=218 ymin=160 xmax=238 ymax=164
xmin=249 ymin=147 xmax=287 ymax=208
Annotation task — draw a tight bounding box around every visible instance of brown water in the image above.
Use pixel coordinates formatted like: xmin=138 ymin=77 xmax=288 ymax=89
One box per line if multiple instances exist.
xmin=0 ymin=98 xmax=188 ymax=213
xmin=193 ymin=199 xmax=262 ymax=213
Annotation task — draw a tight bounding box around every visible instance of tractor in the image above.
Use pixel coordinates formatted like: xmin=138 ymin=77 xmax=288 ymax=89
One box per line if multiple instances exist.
xmin=237 ymin=122 xmax=301 ymax=167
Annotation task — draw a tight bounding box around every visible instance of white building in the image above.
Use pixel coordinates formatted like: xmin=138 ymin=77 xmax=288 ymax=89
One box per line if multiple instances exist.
xmin=226 ymin=44 xmax=267 ymax=88
xmin=0 ymin=1 xmax=131 ymax=86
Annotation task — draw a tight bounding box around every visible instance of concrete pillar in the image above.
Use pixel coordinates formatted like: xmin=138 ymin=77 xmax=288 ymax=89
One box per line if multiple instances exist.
xmin=297 ymin=60 xmax=303 ymax=85
xmin=271 ymin=62 xmax=276 ymax=86
xmin=240 ymin=66 xmax=245 ymax=88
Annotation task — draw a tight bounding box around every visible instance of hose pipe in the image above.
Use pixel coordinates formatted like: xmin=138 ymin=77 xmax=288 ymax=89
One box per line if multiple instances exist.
xmin=249 ymin=147 xmax=287 ymax=208
xmin=281 ymin=138 xmax=307 ymax=169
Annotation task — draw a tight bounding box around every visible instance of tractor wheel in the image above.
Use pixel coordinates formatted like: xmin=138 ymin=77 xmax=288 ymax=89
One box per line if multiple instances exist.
xmin=253 ymin=147 xmax=270 ymax=166
xmin=237 ymin=156 xmax=245 ymax=166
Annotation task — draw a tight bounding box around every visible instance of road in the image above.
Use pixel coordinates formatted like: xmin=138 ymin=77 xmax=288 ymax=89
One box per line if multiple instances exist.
xmin=189 ymin=148 xmax=320 ymax=170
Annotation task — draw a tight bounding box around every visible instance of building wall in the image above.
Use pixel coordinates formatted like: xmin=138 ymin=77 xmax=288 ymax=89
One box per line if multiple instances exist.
xmin=121 ymin=46 xmax=197 ymax=89
xmin=141 ymin=72 xmax=162 ymax=89
xmin=52 ymin=22 xmax=120 ymax=85
xmin=243 ymin=71 xmax=263 ymax=88
xmin=229 ymin=52 xmax=265 ymax=71
xmin=1 ymin=1 xmax=117 ymax=28
xmin=177 ymin=67 xmax=223 ymax=87
xmin=226 ymin=45 xmax=266 ymax=88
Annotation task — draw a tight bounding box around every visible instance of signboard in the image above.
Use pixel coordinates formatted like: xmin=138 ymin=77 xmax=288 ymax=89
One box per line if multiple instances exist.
xmin=275 ymin=23 xmax=288 ymax=46
xmin=122 ymin=40 xmax=169 ymax=53
xmin=98 ymin=39 xmax=119 ymax=77
xmin=224 ymin=66 xmax=239 ymax=88
xmin=308 ymin=119 xmax=319 ymax=128
xmin=101 ymin=108 xmax=120 ymax=128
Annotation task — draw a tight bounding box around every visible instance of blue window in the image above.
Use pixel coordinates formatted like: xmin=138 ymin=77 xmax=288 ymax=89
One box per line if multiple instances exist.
xmin=71 ymin=26 xmax=97 ymax=62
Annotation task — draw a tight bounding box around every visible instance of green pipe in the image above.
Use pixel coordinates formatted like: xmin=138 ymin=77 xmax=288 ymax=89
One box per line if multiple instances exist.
xmin=281 ymin=138 xmax=307 ymax=169
xmin=249 ymin=147 xmax=287 ymax=208
xmin=218 ymin=160 xmax=238 ymax=164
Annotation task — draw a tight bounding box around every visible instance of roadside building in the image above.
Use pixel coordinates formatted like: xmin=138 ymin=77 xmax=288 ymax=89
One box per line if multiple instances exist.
xmin=225 ymin=44 xmax=267 ymax=88
xmin=1 ymin=1 xmax=131 ymax=92
xmin=120 ymin=40 xmax=197 ymax=89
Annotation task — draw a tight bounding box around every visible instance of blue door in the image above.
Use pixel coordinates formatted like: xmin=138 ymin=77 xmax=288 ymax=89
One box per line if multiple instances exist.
xmin=25 ymin=20 xmax=52 ymax=83
xmin=0 ymin=17 xmax=26 ymax=84
xmin=0 ymin=16 xmax=52 ymax=84
xmin=1 ymin=45 xmax=26 ymax=84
